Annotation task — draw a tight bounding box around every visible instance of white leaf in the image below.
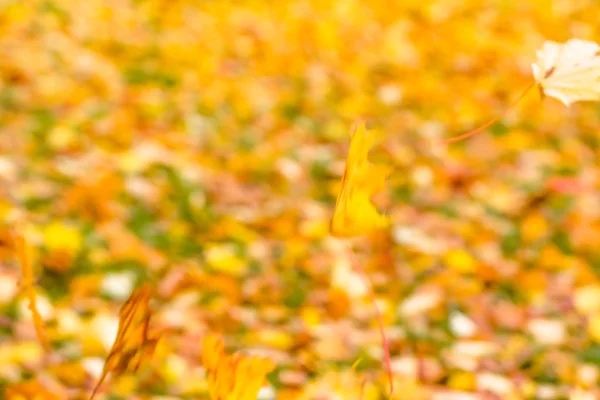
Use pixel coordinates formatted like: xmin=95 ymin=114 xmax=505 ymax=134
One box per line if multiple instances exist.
xmin=532 ymin=39 xmax=600 ymax=106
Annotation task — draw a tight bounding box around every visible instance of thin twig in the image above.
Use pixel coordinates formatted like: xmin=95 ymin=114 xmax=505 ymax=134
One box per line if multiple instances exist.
xmin=438 ymin=81 xmax=535 ymax=144
xmin=15 ymin=232 xmax=50 ymax=351
xmin=346 ymin=243 xmax=394 ymax=396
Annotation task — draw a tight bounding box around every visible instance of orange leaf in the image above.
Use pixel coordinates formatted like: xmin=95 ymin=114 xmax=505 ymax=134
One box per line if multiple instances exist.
xmin=90 ymin=283 xmax=159 ymax=399
xmin=5 ymin=380 xmax=62 ymax=400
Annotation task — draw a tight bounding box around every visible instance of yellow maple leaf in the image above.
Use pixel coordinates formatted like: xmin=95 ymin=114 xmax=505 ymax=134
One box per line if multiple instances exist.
xmin=330 ymin=122 xmax=390 ymax=238
xmin=532 ymin=39 xmax=600 ymax=106
xmin=90 ymin=283 xmax=160 ymax=399
xmin=202 ymin=334 xmax=275 ymax=400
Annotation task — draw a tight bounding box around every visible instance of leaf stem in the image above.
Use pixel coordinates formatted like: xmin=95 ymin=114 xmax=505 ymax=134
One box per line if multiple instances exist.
xmin=346 ymin=243 xmax=394 ymax=396
xmin=439 ymin=81 xmax=535 ymax=144
xmin=15 ymin=232 xmax=50 ymax=351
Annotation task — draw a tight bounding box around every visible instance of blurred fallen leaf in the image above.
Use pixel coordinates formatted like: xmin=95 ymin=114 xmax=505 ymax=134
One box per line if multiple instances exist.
xmin=547 ymin=176 xmax=585 ymax=194
xmin=5 ymin=380 xmax=63 ymax=400
xmin=327 ymin=286 xmax=351 ymax=319
xmin=43 ymin=221 xmax=82 ymax=255
xmin=532 ymin=39 xmax=600 ymax=106
xmin=90 ymin=283 xmax=160 ymax=399
xmin=0 ymin=225 xmax=14 ymax=260
xmin=330 ymin=121 xmax=390 ymax=238
xmin=65 ymin=173 xmax=122 ymax=222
